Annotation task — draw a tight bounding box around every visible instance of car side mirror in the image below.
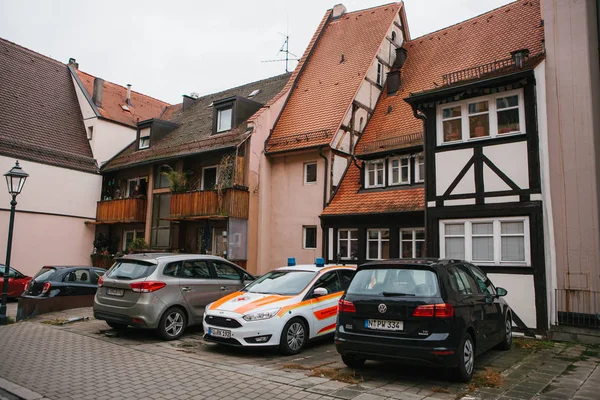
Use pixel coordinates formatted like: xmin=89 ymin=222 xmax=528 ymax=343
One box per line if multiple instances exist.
xmin=313 ymin=287 xmax=328 ymax=297
xmin=497 ymin=287 xmax=508 ymax=297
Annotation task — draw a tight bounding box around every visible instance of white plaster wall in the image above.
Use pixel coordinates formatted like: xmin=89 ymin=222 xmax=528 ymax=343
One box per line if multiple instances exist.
xmin=487 ymin=273 xmax=537 ymax=328
xmin=71 ymin=75 xmax=96 ymax=120
xmin=435 ymin=148 xmax=474 ymax=195
xmin=332 ymin=155 xmax=348 ymax=188
xmin=0 ymin=157 xmax=101 ymax=218
xmin=354 ymin=108 xmax=369 ymax=133
xmin=269 ymin=152 xmax=325 ymax=271
xmin=91 ymin=120 xmax=137 ymax=167
xmin=483 ymin=141 xmax=529 ymax=189
xmin=483 ymin=164 xmax=511 ymax=192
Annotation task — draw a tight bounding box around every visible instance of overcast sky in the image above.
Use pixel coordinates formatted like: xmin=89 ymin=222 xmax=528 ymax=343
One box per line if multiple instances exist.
xmin=0 ymin=0 xmax=513 ymax=104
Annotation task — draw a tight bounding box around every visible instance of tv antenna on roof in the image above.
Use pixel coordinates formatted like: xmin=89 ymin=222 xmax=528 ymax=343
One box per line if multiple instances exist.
xmin=261 ymin=33 xmax=299 ymax=73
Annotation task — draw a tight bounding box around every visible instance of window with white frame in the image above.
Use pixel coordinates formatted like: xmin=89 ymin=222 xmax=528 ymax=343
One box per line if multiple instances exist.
xmin=400 ymin=229 xmax=425 ymax=258
xmin=304 ymin=162 xmax=317 ymax=185
xmin=365 ymin=160 xmax=385 ymax=188
xmin=415 ymin=154 xmax=424 ymax=183
xmin=216 ymin=107 xmax=233 ymax=133
xmin=440 ymin=217 xmax=530 ymax=265
xmin=376 ymin=61 xmax=383 ymax=86
xmin=139 ymin=136 xmax=150 ymax=149
xmin=367 ymin=229 xmax=389 ymax=260
xmin=438 ymin=89 xmax=525 ymax=145
xmin=389 ymin=156 xmax=410 ymax=185
xmin=303 ymin=226 xmax=317 ymax=249
xmin=126 ymin=177 xmax=148 ymax=197
xmin=201 ymin=166 xmax=218 ymax=190
xmin=338 ymin=229 xmax=358 ymax=260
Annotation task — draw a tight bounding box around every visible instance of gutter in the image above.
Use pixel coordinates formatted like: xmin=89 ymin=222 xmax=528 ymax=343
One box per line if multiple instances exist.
xmin=411 ymin=105 xmax=428 ymax=254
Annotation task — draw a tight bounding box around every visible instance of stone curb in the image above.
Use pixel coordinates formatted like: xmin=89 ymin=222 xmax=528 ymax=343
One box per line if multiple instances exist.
xmin=0 ymin=378 xmax=49 ymax=400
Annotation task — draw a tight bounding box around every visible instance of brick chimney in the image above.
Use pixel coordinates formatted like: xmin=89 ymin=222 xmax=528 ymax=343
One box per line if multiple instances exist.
xmin=92 ymin=78 xmax=104 ymax=107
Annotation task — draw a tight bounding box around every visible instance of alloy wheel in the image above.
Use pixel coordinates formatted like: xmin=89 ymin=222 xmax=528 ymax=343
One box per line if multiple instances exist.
xmin=464 ymin=338 xmax=474 ymax=375
xmin=286 ymin=322 xmax=305 ymax=351
xmin=165 ymin=311 xmax=184 ymax=337
xmin=506 ymin=319 xmax=512 ymax=344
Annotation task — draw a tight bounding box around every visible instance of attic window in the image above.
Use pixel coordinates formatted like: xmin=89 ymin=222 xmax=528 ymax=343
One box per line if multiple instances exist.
xmin=376 ymin=61 xmax=384 ymax=86
xmin=216 ymin=107 xmax=233 ymax=133
xmin=248 ymin=89 xmax=261 ymax=98
xmin=139 ymin=137 xmax=150 ymax=149
xmin=391 ymin=31 xmax=397 ymax=42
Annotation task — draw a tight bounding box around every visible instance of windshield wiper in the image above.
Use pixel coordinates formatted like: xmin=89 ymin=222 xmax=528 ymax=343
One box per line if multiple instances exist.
xmin=382 ymin=291 xmax=415 ymax=297
xmin=110 ymin=275 xmax=133 ymax=280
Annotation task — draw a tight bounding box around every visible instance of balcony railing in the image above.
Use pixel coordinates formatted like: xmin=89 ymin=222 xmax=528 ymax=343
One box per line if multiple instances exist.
xmin=170 ymin=188 xmax=249 ymax=220
xmin=96 ymin=198 xmax=147 ymax=224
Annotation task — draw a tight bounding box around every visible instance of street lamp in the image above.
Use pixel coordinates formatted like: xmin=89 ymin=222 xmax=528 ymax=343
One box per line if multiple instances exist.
xmin=0 ymin=161 xmax=28 ymax=325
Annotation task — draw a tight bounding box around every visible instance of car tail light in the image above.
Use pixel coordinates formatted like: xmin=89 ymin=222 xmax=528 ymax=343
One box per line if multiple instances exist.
xmin=98 ymin=275 xmax=104 ymax=287
xmin=41 ymin=282 xmax=51 ymax=294
xmin=130 ymin=281 xmax=166 ymax=293
xmin=338 ymin=299 xmax=356 ymax=313
xmin=413 ymin=303 xmax=454 ymax=318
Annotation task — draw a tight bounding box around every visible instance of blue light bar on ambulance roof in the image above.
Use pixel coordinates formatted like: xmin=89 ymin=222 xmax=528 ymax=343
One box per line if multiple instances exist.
xmin=287 ymin=257 xmax=296 ymax=266
xmin=316 ymin=258 xmax=325 ymax=267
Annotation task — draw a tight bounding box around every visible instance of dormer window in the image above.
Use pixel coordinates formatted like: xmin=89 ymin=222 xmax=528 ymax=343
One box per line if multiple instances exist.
xmin=216 ymin=107 xmax=233 ymax=133
xmin=365 ymin=159 xmax=385 ymax=188
xmin=138 ymin=127 xmax=151 ymax=149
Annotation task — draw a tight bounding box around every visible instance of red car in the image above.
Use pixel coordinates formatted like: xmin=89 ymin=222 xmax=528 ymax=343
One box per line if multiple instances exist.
xmin=0 ymin=266 xmax=31 ymax=298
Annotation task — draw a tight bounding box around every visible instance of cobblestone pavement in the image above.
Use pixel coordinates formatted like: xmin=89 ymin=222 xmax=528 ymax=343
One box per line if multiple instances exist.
xmin=0 ymin=307 xmax=599 ymax=400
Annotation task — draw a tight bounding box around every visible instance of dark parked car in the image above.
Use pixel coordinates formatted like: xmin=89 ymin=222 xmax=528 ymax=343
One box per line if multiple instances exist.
xmin=0 ymin=265 xmax=31 ymax=298
xmin=335 ymin=259 xmax=512 ymax=382
xmin=23 ymin=266 xmax=106 ymax=297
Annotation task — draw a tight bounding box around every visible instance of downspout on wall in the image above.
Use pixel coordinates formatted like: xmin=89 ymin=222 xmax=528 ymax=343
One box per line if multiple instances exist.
xmin=412 ymin=106 xmax=427 ymax=253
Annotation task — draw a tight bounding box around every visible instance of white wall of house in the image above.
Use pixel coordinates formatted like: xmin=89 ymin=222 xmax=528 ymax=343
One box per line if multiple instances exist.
xmin=488 ymin=273 xmax=537 ymax=328
xmin=71 ymin=75 xmax=137 ymax=167
xmin=0 ymin=157 xmax=102 ymax=276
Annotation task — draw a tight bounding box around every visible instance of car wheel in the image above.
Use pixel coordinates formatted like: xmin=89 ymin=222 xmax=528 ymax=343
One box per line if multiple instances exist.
xmin=279 ymin=318 xmax=307 ymax=355
xmin=106 ymin=322 xmax=128 ymax=330
xmin=341 ymin=355 xmax=366 ymax=369
xmin=157 ymin=307 xmax=187 ymax=341
xmin=497 ymin=315 xmax=512 ymax=351
xmin=454 ymin=332 xmax=475 ymax=382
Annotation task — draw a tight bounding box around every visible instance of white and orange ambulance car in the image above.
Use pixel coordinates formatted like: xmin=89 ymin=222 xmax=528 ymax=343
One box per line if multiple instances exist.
xmin=203 ymin=258 xmax=356 ymax=354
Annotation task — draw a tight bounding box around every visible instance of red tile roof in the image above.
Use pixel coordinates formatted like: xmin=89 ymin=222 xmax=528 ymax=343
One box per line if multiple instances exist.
xmin=356 ymin=0 xmax=544 ymax=155
xmin=75 ymin=70 xmax=170 ymax=127
xmin=0 ymin=37 xmax=97 ymax=173
xmin=321 ymin=162 xmax=424 ymax=215
xmin=266 ymin=3 xmax=402 ymax=153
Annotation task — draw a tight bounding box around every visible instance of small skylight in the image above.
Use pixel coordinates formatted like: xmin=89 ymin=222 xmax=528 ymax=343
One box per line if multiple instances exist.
xmin=248 ymin=89 xmax=261 ymax=98
xmin=121 ymin=104 xmax=130 ymax=112
xmin=208 ymin=102 xmax=213 ymax=108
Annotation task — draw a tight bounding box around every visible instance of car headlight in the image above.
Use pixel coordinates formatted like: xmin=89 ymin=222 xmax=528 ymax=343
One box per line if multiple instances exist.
xmin=243 ymin=308 xmax=281 ymax=321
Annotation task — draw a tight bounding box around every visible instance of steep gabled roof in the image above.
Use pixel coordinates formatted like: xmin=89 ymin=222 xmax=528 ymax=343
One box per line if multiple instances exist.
xmin=266 ymin=3 xmax=402 ymax=154
xmin=101 ymin=73 xmax=291 ymax=172
xmin=356 ymin=0 xmax=544 ymax=155
xmin=321 ymin=162 xmax=424 ymax=216
xmin=0 ymin=37 xmax=97 ymax=173
xmin=75 ymin=69 xmax=170 ymax=128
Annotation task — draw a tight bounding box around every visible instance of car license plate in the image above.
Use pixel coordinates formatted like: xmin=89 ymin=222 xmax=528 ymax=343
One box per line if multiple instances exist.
xmin=208 ymin=327 xmax=231 ymax=339
xmin=365 ymin=319 xmax=403 ymax=331
xmin=106 ymin=288 xmax=124 ymax=297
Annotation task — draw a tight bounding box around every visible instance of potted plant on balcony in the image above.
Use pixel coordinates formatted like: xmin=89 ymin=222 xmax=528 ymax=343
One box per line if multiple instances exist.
xmin=161 ymin=165 xmax=189 ymax=193
xmin=91 ymin=233 xmax=119 ymax=269
xmin=216 ymin=154 xmax=234 ymax=214
xmin=128 ymin=237 xmax=149 ymax=254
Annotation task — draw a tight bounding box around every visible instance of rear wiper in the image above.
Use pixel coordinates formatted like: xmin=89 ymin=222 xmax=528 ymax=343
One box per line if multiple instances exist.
xmin=382 ymin=292 xmax=415 ymax=297
xmin=110 ymin=275 xmax=133 ymax=280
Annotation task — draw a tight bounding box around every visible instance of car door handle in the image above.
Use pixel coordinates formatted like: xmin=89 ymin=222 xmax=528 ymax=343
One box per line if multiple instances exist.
xmin=220 ymin=286 xmax=229 ymax=291
xmin=181 ymin=287 xmax=192 ymax=292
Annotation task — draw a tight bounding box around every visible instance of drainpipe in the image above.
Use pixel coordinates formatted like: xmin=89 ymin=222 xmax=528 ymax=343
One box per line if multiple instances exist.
xmin=318 ymin=146 xmax=329 ymax=261
xmin=412 ymin=106 xmax=428 ymax=255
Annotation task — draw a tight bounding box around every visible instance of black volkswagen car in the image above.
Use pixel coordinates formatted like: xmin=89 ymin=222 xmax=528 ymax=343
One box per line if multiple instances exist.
xmin=335 ymin=259 xmax=512 ymax=382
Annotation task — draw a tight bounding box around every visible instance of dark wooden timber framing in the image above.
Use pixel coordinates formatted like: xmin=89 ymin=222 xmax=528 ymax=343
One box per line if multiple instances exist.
xmin=320 ymin=211 xmax=424 ymax=265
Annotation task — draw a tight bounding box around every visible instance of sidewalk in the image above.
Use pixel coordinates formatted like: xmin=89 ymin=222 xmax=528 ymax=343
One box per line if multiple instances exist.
xmin=0 ymin=308 xmax=599 ymax=400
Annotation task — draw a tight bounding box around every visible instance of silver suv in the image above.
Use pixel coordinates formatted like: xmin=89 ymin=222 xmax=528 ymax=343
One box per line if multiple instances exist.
xmin=93 ymin=253 xmax=254 ymax=340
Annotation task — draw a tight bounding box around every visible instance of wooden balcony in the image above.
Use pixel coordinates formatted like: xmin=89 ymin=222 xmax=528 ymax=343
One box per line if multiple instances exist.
xmin=170 ymin=188 xmax=249 ymax=220
xmin=95 ymin=198 xmax=147 ymax=224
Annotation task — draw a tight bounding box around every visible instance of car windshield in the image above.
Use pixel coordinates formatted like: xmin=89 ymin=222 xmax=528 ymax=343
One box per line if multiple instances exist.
xmin=347 ymin=268 xmax=440 ymax=297
xmin=106 ymin=261 xmax=156 ymax=280
xmin=243 ymin=270 xmax=316 ymax=295
xmin=32 ymin=267 xmax=56 ymax=282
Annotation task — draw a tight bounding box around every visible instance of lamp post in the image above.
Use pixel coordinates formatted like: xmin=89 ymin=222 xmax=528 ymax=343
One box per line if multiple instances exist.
xmin=0 ymin=161 xmax=28 ymax=325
